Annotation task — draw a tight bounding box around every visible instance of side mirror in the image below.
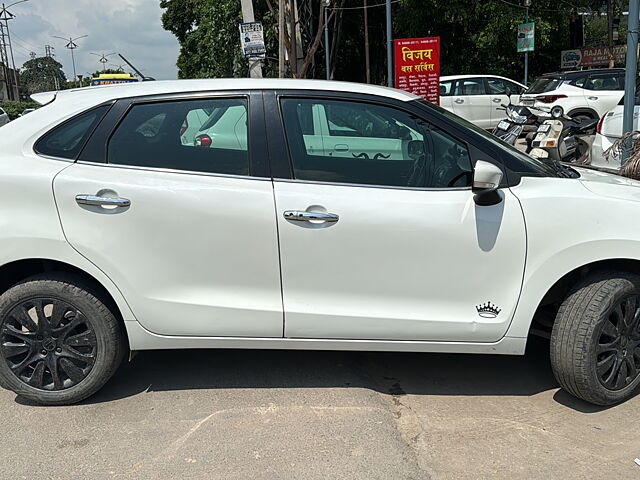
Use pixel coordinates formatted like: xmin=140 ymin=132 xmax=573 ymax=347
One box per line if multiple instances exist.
xmin=473 ymin=160 xmax=503 ymax=206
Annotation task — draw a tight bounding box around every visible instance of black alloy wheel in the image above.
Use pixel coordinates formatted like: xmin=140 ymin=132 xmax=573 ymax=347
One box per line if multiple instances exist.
xmin=596 ymin=295 xmax=640 ymax=391
xmin=1 ymin=297 xmax=97 ymax=391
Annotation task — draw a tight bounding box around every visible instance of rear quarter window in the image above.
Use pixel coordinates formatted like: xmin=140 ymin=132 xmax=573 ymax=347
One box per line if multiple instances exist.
xmin=34 ymin=104 xmax=110 ymax=159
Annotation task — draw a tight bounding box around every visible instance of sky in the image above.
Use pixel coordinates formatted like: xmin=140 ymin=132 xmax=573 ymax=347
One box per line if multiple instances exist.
xmin=8 ymin=0 xmax=180 ymax=80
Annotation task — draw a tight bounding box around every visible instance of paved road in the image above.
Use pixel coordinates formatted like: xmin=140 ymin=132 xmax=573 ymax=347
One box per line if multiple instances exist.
xmin=1 ymin=338 xmax=639 ymax=480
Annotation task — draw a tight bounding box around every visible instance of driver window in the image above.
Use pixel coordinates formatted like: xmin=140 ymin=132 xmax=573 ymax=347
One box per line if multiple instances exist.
xmin=280 ymin=98 xmax=473 ymax=188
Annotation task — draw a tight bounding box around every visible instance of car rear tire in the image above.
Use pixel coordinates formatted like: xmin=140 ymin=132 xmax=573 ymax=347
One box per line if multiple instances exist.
xmin=550 ymin=272 xmax=640 ymax=406
xmin=0 ymin=274 xmax=125 ymax=405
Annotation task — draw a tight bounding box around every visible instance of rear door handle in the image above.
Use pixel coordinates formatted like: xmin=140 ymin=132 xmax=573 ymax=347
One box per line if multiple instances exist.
xmin=588 ymin=96 xmax=598 ymax=101
xmin=76 ymin=195 xmax=131 ymax=208
xmin=454 ymin=98 xmax=464 ymax=104
xmin=492 ymin=98 xmax=502 ymax=103
xmin=283 ymin=211 xmax=339 ymax=223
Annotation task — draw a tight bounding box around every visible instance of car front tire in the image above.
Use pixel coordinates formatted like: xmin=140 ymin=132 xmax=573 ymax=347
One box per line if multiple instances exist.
xmin=551 ymin=272 xmax=640 ymax=406
xmin=0 ymin=274 xmax=125 ymax=405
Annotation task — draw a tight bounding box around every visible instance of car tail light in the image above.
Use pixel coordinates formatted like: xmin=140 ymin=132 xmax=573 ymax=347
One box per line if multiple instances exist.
xmin=597 ymin=115 xmax=606 ymax=135
xmin=534 ymin=94 xmax=568 ymax=103
xmin=180 ymin=118 xmax=189 ymax=136
xmin=195 ymin=134 xmax=212 ymax=147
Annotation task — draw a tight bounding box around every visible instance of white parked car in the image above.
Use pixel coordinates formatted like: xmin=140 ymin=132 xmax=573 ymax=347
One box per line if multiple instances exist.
xmin=590 ymin=92 xmax=639 ymax=170
xmin=520 ymin=68 xmax=625 ymax=121
xmin=1 ymin=79 xmax=640 ymax=407
xmin=439 ymin=75 xmax=527 ymax=129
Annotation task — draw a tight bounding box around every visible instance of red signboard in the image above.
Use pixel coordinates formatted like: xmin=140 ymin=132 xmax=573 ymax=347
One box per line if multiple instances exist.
xmin=394 ymin=37 xmax=441 ymax=105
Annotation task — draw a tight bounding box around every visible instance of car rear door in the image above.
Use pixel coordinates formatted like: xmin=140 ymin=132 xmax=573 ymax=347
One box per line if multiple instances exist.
xmin=450 ymin=77 xmax=493 ymax=128
xmin=51 ymin=91 xmax=283 ymax=338
xmin=266 ymin=91 xmax=527 ymax=343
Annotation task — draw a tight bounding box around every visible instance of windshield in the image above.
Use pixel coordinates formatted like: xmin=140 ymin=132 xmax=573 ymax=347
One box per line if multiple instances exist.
xmin=526 ymin=77 xmax=562 ymax=94
xmin=415 ymin=99 xmax=564 ymax=178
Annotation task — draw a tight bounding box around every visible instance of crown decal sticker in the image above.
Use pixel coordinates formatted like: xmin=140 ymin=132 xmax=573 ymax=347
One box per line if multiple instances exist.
xmin=476 ymin=301 xmax=501 ymax=318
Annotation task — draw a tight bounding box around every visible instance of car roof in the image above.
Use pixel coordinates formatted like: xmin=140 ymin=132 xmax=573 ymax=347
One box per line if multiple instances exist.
xmin=31 ymin=78 xmax=420 ymax=108
xmin=538 ymin=68 xmax=625 ymax=80
xmin=439 ymin=74 xmax=526 ymax=87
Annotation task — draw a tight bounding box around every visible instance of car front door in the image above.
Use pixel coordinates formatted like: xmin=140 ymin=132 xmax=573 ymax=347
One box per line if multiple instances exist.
xmin=51 ymin=93 xmax=283 ymax=337
xmin=267 ymin=93 xmax=527 ymax=343
xmin=450 ymin=77 xmax=493 ymax=128
xmin=583 ymin=72 xmax=625 ymax=117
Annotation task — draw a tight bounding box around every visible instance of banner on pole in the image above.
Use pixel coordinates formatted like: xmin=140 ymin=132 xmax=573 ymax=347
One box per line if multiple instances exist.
xmin=517 ymin=22 xmax=535 ymax=52
xmin=239 ymin=22 xmax=266 ymax=58
xmin=394 ymin=37 xmax=441 ymax=105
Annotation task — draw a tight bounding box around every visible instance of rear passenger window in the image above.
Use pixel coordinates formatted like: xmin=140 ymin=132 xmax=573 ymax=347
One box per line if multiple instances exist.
xmin=454 ymin=78 xmax=486 ymax=96
xmin=35 ymin=104 xmax=110 ymax=159
xmin=108 ymin=98 xmax=249 ymax=176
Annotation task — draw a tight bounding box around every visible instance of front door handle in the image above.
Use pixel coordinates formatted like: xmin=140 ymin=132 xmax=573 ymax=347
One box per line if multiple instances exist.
xmin=492 ymin=98 xmax=502 ymax=103
xmin=454 ymin=98 xmax=464 ymax=104
xmin=283 ymin=210 xmax=339 ymax=223
xmin=76 ymin=195 xmax=131 ymax=208
xmin=588 ymin=96 xmax=598 ymax=101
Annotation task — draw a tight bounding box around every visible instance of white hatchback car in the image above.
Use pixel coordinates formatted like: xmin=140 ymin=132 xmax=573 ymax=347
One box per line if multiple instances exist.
xmin=439 ymin=75 xmax=527 ymax=129
xmin=1 ymin=79 xmax=640 ymax=406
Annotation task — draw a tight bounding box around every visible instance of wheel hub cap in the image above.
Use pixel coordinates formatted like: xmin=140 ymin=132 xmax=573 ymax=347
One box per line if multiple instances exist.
xmin=0 ymin=298 xmax=97 ymax=391
xmin=596 ymin=294 xmax=640 ymax=391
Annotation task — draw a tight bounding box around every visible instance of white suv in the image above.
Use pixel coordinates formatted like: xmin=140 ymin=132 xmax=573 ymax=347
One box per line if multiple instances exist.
xmin=1 ymin=79 xmax=640 ymax=407
xmin=520 ymin=68 xmax=625 ymax=120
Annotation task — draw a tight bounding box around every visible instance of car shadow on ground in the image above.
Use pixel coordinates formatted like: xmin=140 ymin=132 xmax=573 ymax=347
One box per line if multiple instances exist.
xmin=15 ymin=337 xmax=621 ymax=412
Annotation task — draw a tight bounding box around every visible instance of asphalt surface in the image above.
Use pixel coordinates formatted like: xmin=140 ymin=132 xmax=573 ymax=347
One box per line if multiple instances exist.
xmin=1 ymin=337 xmax=639 ymax=480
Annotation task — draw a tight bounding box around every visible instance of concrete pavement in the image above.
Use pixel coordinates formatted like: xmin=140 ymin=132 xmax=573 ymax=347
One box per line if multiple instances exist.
xmin=1 ymin=338 xmax=638 ymax=479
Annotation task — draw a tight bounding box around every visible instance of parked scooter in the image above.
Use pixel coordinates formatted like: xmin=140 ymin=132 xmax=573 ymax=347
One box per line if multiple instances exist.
xmin=492 ymin=88 xmax=546 ymax=147
xmin=529 ymin=113 xmax=598 ymax=163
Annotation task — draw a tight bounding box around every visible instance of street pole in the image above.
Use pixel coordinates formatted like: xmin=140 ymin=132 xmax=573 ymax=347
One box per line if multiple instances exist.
xmin=52 ymin=35 xmax=87 ymax=88
xmin=364 ymin=0 xmax=370 ymax=83
xmin=386 ymin=0 xmax=392 ymax=87
xmin=324 ymin=1 xmax=330 ymax=79
xmin=0 ymin=1 xmax=30 ymax=100
xmin=622 ymin=0 xmax=639 ymax=141
xmin=240 ymin=0 xmax=262 ymax=78
xmin=278 ymin=0 xmax=285 ymax=77
xmin=524 ymin=0 xmax=529 ymax=86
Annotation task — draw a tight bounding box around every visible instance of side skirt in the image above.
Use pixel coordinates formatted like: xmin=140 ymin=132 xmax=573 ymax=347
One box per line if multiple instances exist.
xmin=125 ymin=321 xmax=527 ymax=355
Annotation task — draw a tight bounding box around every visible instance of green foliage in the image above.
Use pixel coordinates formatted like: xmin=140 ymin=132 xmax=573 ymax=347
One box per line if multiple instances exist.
xmin=0 ymin=100 xmax=40 ymax=120
xmin=160 ymin=0 xmax=615 ymax=85
xmin=20 ymin=56 xmax=67 ymax=94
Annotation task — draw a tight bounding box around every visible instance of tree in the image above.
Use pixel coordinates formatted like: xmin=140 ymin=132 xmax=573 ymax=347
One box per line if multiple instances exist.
xmin=160 ymin=0 xmax=613 ymax=85
xmin=20 ymin=56 xmax=67 ymax=94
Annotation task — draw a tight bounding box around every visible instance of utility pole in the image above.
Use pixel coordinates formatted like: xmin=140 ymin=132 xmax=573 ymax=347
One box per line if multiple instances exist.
xmin=44 ymin=44 xmax=54 ymax=58
xmin=607 ymin=0 xmax=615 ymax=67
xmin=278 ymin=0 xmax=285 ymax=77
xmin=622 ymin=0 xmax=639 ymax=143
xmin=52 ymin=34 xmax=87 ymax=88
xmin=524 ymin=0 xmax=530 ymax=86
xmin=364 ymin=0 xmax=370 ymax=83
xmin=240 ymin=0 xmax=263 ymax=78
xmin=385 ymin=0 xmax=392 ymax=87
xmin=0 ymin=23 xmax=10 ymax=100
xmin=0 ymin=1 xmax=28 ymax=101
xmin=324 ymin=0 xmax=330 ymax=79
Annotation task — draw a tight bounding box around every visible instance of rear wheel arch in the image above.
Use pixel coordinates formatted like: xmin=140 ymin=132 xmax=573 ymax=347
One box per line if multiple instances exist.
xmin=0 ymin=258 xmax=129 ymax=336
